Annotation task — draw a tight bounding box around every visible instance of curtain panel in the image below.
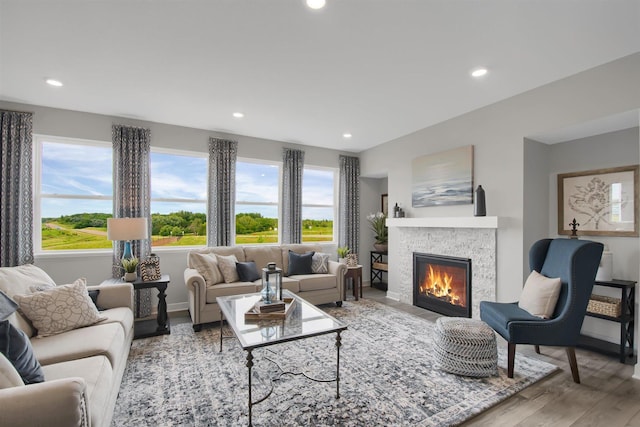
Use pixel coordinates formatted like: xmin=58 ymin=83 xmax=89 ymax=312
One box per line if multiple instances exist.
xmin=281 ymin=148 xmax=305 ymax=244
xmin=112 ymin=124 xmax=152 ymax=317
xmin=339 ymin=155 xmax=360 ymax=256
xmin=207 ymin=138 xmax=237 ymax=247
xmin=0 ymin=110 xmax=34 ymax=267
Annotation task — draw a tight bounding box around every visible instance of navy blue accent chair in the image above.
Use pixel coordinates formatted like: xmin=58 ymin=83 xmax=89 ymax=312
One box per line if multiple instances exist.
xmin=480 ymin=238 xmax=604 ymax=383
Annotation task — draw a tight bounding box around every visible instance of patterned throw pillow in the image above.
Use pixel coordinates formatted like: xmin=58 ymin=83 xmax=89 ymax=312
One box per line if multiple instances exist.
xmin=14 ymin=280 xmax=107 ymax=338
xmin=216 ymin=254 xmax=240 ymax=283
xmin=190 ymin=253 xmax=224 ymax=286
xmin=311 ymin=252 xmax=330 ymax=274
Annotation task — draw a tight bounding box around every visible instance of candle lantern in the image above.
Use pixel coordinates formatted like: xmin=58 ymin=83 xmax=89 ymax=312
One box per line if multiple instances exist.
xmin=261 ymin=265 xmax=283 ymax=303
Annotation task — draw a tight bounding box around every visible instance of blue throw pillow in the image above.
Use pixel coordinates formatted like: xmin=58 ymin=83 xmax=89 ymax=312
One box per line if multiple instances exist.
xmin=236 ymin=261 xmax=261 ymax=282
xmin=0 ymin=291 xmax=44 ymax=384
xmin=288 ymin=251 xmax=315 ymax=275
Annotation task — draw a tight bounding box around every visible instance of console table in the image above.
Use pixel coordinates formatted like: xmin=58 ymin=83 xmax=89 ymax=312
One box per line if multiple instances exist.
xmin=101 ymin=274 xmax=171 ymax=339
xmin=370 ymin=251 xmax=388 ymax=291
xmin=578 ymin=279 xmax=636 ymax=364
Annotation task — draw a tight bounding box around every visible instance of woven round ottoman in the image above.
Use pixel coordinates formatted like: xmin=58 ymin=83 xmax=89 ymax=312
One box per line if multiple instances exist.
xmin=433 ymin=317 xmax=498 ymax=377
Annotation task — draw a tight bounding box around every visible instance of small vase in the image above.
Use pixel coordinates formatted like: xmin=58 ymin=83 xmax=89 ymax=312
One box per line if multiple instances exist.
xmin=374 ymin=243 xmax=388 ymax=252
xmin=123 ymin=272 xmax=137 ymax=282
xmin=261 ymin=279 xmax=274 ymax=303
xmin=474 ymin=185 xmax=486 ymax=217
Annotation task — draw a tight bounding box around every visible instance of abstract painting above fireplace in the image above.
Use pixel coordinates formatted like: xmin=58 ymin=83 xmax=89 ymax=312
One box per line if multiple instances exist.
xmin=413 ymin=252 xmax=472 ymax=317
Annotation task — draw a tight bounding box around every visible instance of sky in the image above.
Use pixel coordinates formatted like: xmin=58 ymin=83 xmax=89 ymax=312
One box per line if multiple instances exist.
xmin=40 ymin=141 xmax=335 ymax=220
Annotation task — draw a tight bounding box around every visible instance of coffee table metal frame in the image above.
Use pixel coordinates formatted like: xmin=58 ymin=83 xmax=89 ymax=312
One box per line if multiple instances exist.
xmin=217 ymin=290 xmax=347 ymax=426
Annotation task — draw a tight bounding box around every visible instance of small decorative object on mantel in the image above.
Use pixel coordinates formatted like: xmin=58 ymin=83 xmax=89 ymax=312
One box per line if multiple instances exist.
xmin=474 ymin=185 xmax=486 ymax=217
xmin=569 ymin=218 xmax=580 ymax=239
xmin=140 ymin=253 xmax=161 ymax=282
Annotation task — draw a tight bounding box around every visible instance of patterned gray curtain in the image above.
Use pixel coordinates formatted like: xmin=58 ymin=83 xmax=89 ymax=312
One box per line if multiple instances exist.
xmin=339 ymin=155 xmax=360 ymax=255
xmin=112 ymin=124 xmax=152 ymax=317
xmin=0 ymin=110 xmax=34 ymax=267
xmin=207 ymin=138 xmax=237 ymax=246
xmin=282 ymin=148 xmax=305 ymax=244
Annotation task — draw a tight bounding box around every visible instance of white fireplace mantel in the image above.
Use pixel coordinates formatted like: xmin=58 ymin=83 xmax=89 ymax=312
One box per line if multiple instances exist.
xmin=386 ymin=216 xmax=498 ymax=229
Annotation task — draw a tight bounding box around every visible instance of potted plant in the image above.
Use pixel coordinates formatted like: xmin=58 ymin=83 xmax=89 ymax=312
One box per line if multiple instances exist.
xmin=367 ymin=212 xmax=388 ymax=252
xmin=121 ymin=257 xmax=139 ymax=282
xmin=337 ymin=246 xmax=350 ymax=264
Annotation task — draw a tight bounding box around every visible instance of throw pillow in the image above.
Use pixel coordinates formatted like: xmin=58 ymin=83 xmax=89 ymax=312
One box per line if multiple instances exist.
xmin=288 ymin=251 xmax=315 ymax=276
xmin=88 ymin=289 xmax=101 ymax=310
xmin=216 ymin=254 xmax=240 ymax=283
xmin=311 ymin=252 xmax=330 ymax=274
xmin=0 ymin=320 xmax=44 ymax=384
xmin=0 ymin=290 xmax=44 ymax=385
xmin=518 ymin=270 xmax=562 ymax=319
xmin=14 ymin=280 xmax=107 ymax=338
xmin=191 ymin=253 xmax=224 ymax=286
xmin=236 ymin=261 xmax=261 ymax=282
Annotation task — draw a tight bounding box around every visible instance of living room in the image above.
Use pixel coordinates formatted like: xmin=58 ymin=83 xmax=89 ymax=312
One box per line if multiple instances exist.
xmin=2 ymin=1 xmax=640 ymax=426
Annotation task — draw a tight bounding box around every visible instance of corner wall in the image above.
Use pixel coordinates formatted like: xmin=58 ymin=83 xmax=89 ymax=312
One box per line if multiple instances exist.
xmin=360 ymin=53 xmax=640 ymax=304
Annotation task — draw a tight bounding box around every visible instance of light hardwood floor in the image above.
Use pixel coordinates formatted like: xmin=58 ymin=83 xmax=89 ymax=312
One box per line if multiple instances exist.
xmin=359 ymin=286 xmax=640 ymax=427
xmin=170 ymin=286 xmax=640 ymax=426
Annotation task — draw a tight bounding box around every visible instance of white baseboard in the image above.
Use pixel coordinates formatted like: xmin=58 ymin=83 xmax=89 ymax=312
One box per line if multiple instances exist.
xmin=168 ymin=302 xmax=189 ymax=313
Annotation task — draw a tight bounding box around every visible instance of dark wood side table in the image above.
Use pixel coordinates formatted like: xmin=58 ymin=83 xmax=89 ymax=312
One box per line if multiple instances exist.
xmin=101 ymin=274 xmax=171 ymax=339
xmin=578 ymin=279 xmax=636 ymax=364
xmin=344 ymin=265 xmax=363 ymax=301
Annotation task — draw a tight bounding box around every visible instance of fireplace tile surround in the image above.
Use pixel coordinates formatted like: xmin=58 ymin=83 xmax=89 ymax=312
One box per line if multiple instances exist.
xmin=386 ymin=217 xmax=498 ymax=319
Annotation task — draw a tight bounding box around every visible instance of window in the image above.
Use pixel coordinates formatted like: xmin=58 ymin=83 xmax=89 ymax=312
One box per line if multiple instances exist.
xmin=302 ymin=167 xmax=336 ymax=242
xmin=35 ymin=136 xmax=113 ymax=251
xmin=235 ymin=160 xmax=280 ymax=245
xmin=150 ymin=150 xmax=207 ymax=247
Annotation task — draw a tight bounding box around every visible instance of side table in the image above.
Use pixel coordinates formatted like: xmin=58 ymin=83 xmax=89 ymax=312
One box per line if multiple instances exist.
xmin=101 ymin=274 xmax=171 ymax=339
xmin=344 ymin=265 xmax=363 ymax=301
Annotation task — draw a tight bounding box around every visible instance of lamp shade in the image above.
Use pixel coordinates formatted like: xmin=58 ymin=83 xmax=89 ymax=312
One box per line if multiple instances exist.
xmin=107 ymin=217 xmax=149 ymax=241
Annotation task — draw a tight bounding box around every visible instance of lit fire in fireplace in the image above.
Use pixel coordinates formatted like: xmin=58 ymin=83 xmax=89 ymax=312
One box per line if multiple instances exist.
xmin=418 ymin=264 xmax=464 ymax=306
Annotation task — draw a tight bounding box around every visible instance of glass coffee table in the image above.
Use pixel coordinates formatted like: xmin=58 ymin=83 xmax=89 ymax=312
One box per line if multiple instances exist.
xmin=217 ymin=289 xmax=347 ymax=426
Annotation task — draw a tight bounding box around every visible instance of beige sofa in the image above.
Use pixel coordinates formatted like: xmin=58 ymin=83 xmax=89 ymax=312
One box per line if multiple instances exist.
xmin=184 ymin=244 xmax=346 ymax=331
xmin=0 ymin=264 xmax=134 ymax=427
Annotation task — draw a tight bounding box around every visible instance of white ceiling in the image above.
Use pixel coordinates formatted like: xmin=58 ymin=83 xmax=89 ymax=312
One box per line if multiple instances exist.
xmin=1 ymin=0 xmax=639 ymax=153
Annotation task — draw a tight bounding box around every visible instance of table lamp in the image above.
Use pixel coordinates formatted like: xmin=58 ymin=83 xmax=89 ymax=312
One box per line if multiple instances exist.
xmin=107 ymin=217 xmax=149 ymax=259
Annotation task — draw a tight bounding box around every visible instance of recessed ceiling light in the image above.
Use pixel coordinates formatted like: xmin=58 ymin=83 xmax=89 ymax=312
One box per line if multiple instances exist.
xmin=306 ymin=0 xmax=326 ymax=10
xmin=471 ymin=68 xmax=488 ymax=78
xmin=343 ymin=133 xmax=352 ymax=139
xmin=45 ymin=78 xmax=63 ymax=87
xmin=233 ymin=112 xmax=244 ymax=118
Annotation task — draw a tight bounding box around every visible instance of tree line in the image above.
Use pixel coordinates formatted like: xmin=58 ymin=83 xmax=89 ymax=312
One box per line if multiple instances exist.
xmin=44 ymin=212 xmax=332 ymax=236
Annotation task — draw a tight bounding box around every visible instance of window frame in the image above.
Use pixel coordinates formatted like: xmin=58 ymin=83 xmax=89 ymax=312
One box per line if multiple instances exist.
xmin=234 ymin=157 xmax=282 ymax=245
xmin=33 ymin=134 xmax=114 ymax=254
xmin=301 ymin=165 xmax=338 ymax=243
xmin=149 ymin=147 xmax=208 ymax=250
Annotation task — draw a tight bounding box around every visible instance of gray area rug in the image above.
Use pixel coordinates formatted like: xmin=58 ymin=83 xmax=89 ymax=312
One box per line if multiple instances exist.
xmin=112 ymin=299 xmax=557 ymax=426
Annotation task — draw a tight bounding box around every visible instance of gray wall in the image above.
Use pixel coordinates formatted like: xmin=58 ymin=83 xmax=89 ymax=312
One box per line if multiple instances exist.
xmin=546 ymin=127 xmax=640 ymax=342
xmin=360 ymin=53 xmax=640 ymax=306
xmin=0 ymin=100 xmax=353 ymax=312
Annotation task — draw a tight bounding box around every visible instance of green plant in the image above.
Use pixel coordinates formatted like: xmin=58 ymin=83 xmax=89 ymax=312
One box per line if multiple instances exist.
xmin=121 ymin=257 xmax=139 ymax=273
xmin=337 ymin=246 xmax=350 ymax=258
xmin=367 ymin=212 xmax=388 ymax=244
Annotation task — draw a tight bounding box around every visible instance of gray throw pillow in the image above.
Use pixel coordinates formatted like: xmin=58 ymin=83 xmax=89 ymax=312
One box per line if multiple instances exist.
xmin=288 ymin=251 xmax=315 ymax=275
xmin=236 ymin=261 xmax=261 ymax=282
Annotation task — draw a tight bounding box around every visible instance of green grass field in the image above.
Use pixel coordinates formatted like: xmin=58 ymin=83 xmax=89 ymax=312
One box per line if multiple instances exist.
xmin=42 ymin=225 xmax=332 ymax=250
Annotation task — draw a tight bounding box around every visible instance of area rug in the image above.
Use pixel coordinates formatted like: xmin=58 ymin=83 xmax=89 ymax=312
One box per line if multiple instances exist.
xmin=112 ymin=299 xmax=557 ymax=426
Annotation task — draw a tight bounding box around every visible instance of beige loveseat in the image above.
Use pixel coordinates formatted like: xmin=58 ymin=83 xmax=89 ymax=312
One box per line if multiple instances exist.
xmin=184 ymin=244 xmax=346 ymax=331
xmin=0 ymin=264 xmax=134 ymax=427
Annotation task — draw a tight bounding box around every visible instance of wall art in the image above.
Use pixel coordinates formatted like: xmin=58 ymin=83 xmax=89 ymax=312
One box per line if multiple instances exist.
xmin=557 ymin=165 xmax=638 ymax=237
xmin=411 ymin=145 xmax=473 ymax=207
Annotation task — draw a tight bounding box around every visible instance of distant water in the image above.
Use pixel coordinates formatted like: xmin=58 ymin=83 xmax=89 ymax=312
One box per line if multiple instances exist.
xmin=412 ymin=177 xmax=472 ymax=207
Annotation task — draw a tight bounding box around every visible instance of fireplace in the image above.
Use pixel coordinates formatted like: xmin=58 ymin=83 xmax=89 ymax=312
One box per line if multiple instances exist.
xmin=413 ymin=252 xmax=472 ymax=318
